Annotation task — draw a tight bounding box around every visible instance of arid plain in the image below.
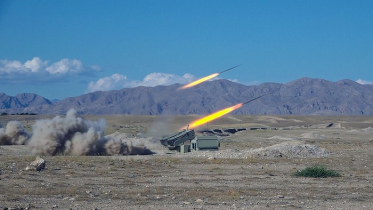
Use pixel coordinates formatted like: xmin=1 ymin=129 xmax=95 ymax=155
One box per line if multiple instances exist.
xmin=1 ymin=114 xmax=373 ymax=209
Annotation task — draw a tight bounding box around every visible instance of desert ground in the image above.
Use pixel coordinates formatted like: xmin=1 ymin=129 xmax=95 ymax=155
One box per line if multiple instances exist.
xmin=1 ymin=114 xmax=373 ymax=209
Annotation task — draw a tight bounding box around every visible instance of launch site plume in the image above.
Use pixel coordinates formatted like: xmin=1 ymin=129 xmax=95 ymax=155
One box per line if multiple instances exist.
xmin=25 ymin=109 xmax=154 ymax=156
xmin=0 ymin=121 xmax=30 ymax=145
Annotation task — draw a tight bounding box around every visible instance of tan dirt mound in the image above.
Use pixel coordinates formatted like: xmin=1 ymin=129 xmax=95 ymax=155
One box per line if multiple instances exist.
xmin=301 ymin=132 xmax=325 ymax=139
xmin=267 ymin=136 xmax=295 ymax=140
xmin=247 ymin=141 xmax=330 ymax=158
xmin=181 ymin=140 xmax=330 ymax=159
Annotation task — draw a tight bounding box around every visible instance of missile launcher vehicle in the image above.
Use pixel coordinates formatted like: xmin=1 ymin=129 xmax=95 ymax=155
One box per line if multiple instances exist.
xmin=159 ymin=126 xmax=220 ymax=153
xmin=159 ymin=128 xmax=195 ymax=151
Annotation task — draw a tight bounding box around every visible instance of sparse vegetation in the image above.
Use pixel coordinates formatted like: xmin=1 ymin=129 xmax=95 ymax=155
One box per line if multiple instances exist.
xmin=1 ymin=115 xmax=373 ymax=209
xmin=294 ymin=165 xmax=341 ymax=178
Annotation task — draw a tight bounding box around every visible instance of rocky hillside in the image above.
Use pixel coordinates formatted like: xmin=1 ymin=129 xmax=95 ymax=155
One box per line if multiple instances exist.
xmin=0 ymin=93 xmax=52 ymax=113
xmin=2 ymin=78 xmax=373 ymax=115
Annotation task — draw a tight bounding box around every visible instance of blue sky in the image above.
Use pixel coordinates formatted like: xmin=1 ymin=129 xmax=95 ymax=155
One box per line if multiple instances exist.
xmin=0 ymin=0 xmax=372 ymax=100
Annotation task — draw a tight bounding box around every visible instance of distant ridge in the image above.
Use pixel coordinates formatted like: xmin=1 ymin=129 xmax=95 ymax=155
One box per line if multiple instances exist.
xmin=2 ymin=78 xmax=373 ymax=115
xmin=0 ymin=93 xmax=52 ymax=113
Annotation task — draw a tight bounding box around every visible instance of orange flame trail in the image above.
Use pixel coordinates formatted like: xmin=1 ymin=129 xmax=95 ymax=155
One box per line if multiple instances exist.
xmin=178 ymin=65 xmax=240 ymax=90
xmin=182 ymin=95 xmax=264 ymax=130
xmin=183 ymin=103 xmax=243 ymax=130
xmin=178 ymin=73 xmax=219 ymax=90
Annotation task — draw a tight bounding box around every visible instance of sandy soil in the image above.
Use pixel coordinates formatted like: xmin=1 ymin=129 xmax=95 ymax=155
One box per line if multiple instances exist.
xmin=1 ymin=115 xmax=373 ymax=209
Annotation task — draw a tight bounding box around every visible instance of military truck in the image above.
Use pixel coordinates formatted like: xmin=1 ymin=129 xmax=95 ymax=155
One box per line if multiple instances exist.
xmin=159 ymin=128 xmax=219 ymax=153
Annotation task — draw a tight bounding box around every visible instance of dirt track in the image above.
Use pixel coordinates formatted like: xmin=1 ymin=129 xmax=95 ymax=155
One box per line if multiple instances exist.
xmin=1 ymin=115 xmax=373 ymax=209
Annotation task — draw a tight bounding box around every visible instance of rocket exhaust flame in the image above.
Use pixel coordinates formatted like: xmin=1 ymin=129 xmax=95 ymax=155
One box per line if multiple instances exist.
xmin=184 ymin=103 xmax=243 ymax=130
xmin=178 ymin=73 xmax=219 ymax=90
xmin=178 ymin=65 xmax=240 ymax=90
xmin=183 ymin=95 xmax=264 ymax=130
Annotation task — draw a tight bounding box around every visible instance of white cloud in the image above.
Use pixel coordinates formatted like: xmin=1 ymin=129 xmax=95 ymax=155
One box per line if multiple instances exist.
xmin=0 ymin=57 xmax=99 ymax=84
xmin=138 ymin=72 xmax=195 ymax=87
xmin=85 ymin=73 xmax=196 ymax=93
xmin=45 ymin=59 xmax=84 ymax=74
xmin=86 ymin=74 xmax=128 ymax=93
xmin=24 ymin=57 xmax=48 ymax=72
xmin=356 ymin=79 xmax=373 ymax=85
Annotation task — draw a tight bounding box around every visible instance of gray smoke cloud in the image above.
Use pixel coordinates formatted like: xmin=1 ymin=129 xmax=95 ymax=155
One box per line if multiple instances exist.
xmin=27 ymin=109 xmax=154 ymax=156
xmin=145 ymin=115 xmax=181 ymax=139
xmin=0 ymin=121 xmax=30 ymax=145
xmin=107 ymin=132 xmax=159 ymax=155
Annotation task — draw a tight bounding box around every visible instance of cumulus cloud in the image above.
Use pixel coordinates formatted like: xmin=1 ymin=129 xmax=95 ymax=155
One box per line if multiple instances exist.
xmin=356 ymin=79 xmax=373 ymax=85
xmin=86 ymin=74 xmax=128 ymax=93
xmin=0 ymin=57 xmax=99 ymax=84
xmin=140 ymin=72 xmax=195 ymax=87
xmin=45 ymin=58 xmax=85 ymax=74
xmin=86 ymin=72 xmax=195 ymax=93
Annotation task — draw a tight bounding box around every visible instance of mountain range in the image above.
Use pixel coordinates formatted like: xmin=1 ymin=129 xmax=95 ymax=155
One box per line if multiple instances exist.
xmin=1 ymin=77 xmax=373 ymax=116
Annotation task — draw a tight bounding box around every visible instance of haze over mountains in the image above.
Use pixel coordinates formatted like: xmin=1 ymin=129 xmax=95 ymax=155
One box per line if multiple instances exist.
xmin=1 ymin=78 xmax=373 ymax=116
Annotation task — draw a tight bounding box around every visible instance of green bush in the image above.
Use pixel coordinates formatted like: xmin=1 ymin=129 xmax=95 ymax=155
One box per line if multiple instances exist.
xmin=294 ymin=165 xmax=341 ymax=178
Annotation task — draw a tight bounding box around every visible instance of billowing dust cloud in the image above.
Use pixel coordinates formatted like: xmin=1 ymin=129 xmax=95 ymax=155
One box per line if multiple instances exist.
xmin=27 ymin=109 xmax=154 ymax=156
xmin=108 ymin=132 xmax=159 ymax=155
xmin=0 ymin=121 xmax=30 ymax=145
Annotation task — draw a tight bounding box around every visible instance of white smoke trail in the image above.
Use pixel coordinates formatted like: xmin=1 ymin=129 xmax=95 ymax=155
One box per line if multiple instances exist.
xmin=0 ymin=121 xmax=30 ymax=145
